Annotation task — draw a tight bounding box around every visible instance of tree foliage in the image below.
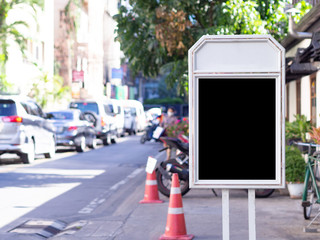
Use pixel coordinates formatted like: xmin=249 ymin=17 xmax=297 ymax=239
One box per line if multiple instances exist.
xmin=114 ymin=0 xmax=311 ymax=93
xmin=28 ymin=72 xmax=71 ymax=108
xmin=0 ymin=0 xmax=44 ymax=91
xmin=0 ymin=0 xmax=44 ymax=65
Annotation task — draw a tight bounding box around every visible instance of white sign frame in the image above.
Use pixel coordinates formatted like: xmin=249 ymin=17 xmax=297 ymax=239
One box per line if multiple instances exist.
xmin=188 ymin=35 xmax=285 ymax=189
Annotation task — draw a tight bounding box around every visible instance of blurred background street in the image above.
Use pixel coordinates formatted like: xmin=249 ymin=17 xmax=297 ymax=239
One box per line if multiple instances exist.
xmin=1 ymin=0 xmax=320 ymax=239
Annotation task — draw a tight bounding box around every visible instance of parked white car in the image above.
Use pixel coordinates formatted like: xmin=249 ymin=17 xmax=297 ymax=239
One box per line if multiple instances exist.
xmin=122 ymin=100 xmax=147 ymax=134
xmin=0 ymin=95 xmax=56 ymax=164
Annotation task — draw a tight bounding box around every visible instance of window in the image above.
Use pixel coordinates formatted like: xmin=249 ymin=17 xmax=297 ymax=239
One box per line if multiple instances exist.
xmin=0 ymin=100 xmax=17 ymax=116
xmin=310 ymin=76 xmax=316 ymax=126
xmin=104 ymin=104 xmax=114 ymax=115
xmin=50 ymin=112 xmax=74 ymax=120
xmin=25 ymin=101 xmax=44 ymax=117
xmin=70 ymin=102 xmax=99 ymax=114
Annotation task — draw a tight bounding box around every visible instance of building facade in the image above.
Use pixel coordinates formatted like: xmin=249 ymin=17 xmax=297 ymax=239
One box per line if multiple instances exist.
xmin=54 ymin=0 xmax=124 ymax=100
xmin=283 ymin=2 xmax=320 ymax=127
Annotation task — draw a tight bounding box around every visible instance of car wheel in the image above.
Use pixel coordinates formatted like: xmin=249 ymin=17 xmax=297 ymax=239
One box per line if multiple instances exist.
xmin=102 ymin=133 xmax=111 ymax=146
xmin=111 ymin=135 xmax=117 ymax=144
xmin=76 ymin=136 xmax=86 ymax=152
xmin=44 ymin=137 xmax=56 ymax=158
xmin=88 ymin=135 xmax=97 ymax=149
xmin=21 ymin=140 xmax=35 ymax=164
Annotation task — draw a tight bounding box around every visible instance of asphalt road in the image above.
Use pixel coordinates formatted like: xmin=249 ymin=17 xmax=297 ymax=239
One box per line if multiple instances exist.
xmin=0 ymin=134 xmax=162 ymax=239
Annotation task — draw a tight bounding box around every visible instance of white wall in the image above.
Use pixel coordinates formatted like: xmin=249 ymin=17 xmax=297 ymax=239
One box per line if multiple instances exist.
xmin=317 ymin=71 xmax=320 ymax=127
xmin=301 ymin=76 xmax=311 ymax=121
xmin=286 ymin=39 xmax=311 ymax=58
xmin=87 ymin=0 xmax=105 ymax=98
xmin=288 ymin=80 xmax=296 ymax=122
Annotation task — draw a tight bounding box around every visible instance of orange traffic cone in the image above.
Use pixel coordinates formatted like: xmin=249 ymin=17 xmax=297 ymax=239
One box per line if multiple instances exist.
xmin=139 ymin=170 xmax=164 ymax=204
xmin=159 ymin=173 xmax=194 ymax=240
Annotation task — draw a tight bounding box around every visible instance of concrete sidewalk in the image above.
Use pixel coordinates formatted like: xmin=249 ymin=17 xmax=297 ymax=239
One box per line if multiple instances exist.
xmin=114 ymin=189 xmax=320 ymax=240
xmin=50 ymin=176 xmax=320 ymax=240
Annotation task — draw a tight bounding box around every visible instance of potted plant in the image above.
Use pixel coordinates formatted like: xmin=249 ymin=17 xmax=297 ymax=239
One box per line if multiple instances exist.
xmin=286 ymin=145 xmax=306 ymax=198
xmin=309 ymin=126 xmax=320 ymax=145
xmin=286 ymin=114 xmax=312 ymax=153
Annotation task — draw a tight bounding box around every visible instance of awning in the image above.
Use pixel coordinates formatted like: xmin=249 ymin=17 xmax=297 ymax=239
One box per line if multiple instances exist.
xmin=286 ymin=32 xmax=320 ymax=82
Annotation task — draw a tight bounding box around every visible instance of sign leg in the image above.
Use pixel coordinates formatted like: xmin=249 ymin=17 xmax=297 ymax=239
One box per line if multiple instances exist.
xmin=248 ymin=189 xmax=256 ymax=240
xmin=222 ymin=189 xmax=230 ymax=240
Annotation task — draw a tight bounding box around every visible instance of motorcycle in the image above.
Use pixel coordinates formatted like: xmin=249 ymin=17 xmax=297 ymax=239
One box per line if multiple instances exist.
xmin=140 ymin=116 xmax=162 ymax=144
xmin=155 ymin=136 xmax=275 ymax=198
xmin=156 ymin=136 xmax=191 ymax=197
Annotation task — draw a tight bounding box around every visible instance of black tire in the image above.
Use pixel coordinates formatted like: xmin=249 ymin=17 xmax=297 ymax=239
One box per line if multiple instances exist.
xmin=140 ymin=133 xmax=147 ymax=144
xmin=44 ymin=136 xmax=56 ymax=158
xmin=88 ymin=135 xmax=97 ymax=149
xmin=21 ymin=140 xmax=35 ymax=164
xmin=156 ymin=160 xmax=190 ymax=197
xmin=255 ymin=189 xmax=275 ymax=198
xmin=102 ymin=134 xmax=111 ymax=146
xmin=76 ymin=136 xmax=86 ymax=152
xmin=102 ymin=138 xmax=109 ymax=146
xmin=111 ymin=134 xmax=117 ymax=144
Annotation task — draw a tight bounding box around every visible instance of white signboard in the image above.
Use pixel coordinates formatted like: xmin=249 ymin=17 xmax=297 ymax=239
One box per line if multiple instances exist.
xmin=145 ymin=156 xmax=158 ymax=174
xmin=188 ymin=35 xmax=285 ymax=189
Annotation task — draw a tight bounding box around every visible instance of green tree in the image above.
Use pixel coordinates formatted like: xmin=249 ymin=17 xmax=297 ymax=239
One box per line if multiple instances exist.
xmin=0 ymin=0 xmax=44 ymax=64
xmin=114 ymin=0 xmax=311 ymax=93
xmin=28 ymin=72 xmax=70 ymax=108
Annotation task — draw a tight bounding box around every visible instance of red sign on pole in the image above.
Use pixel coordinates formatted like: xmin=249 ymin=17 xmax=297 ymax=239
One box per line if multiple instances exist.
xmin=72 ymin=70 xmax=84 ymax=82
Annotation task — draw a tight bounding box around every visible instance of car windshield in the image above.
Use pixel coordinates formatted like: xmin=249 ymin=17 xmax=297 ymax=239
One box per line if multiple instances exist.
xmin=50 ymin=112 xmax=74 ymax=120
xmin=124 ymin=107 xmax=136 ymax=116
xmin=70 ymin=102 xmax=99 ymax=114
xmin=0 ymin=100 xmax=17 ymax=116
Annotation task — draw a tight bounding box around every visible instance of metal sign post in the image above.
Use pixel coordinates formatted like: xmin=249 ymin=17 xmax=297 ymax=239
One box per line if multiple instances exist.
xmin=222 ymin=189 xmax=230 ymax=240
xmin=188 ymin=35 xmax=285 ymax=239
xmin=248 ymin=189 xmax=256 ymax=240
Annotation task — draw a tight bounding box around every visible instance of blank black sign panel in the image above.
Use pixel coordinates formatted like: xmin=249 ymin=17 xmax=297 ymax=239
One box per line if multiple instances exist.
xmin=198 ymin=78 xmax=276 ymax=180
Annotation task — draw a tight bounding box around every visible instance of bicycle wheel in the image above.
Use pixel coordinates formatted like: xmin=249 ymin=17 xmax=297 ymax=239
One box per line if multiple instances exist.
xmin=303 ymin=180 xmax=317 ymax=220
xmin=303 ymin=154 xmax=320 ymax=219
xmin=255 ymin=189 xmax=275 ymax=198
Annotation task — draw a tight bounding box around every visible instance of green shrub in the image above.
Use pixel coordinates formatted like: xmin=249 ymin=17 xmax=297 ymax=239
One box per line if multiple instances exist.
xmin=144 ymin=97 xmax=184 ymax=105
xmin=285 ymin=146 xmax=306 ymax=183
xmin=285 ymin=114 xmax=311 ymax=142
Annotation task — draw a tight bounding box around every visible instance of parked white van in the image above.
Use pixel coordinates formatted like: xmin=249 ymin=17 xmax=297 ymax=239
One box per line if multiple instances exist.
xmin=108 ymin=99 xmax=125 ymax=137
xmin=122 ymin=100 xmax=146 ymax=134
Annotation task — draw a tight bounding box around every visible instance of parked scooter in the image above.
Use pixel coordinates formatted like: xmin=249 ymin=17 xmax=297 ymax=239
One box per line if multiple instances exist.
xmin=140 ymin=116 xmax=162 ymax=144
xmin=155 ymin=136 xmax=275 ymax=198
xmin=156 ymin=137 xmax=191 ymax=197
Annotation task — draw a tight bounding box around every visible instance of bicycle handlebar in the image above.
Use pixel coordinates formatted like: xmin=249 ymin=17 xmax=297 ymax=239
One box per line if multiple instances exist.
xmin=293 ymin=142 xmax=320 ymax=156
xmin=294 ymin=142 xmax=320 ymax=147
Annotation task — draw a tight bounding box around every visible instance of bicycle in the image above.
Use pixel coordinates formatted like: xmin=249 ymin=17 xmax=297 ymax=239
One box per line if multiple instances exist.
xmin=296 ymin=142 xmax=320 ymax=220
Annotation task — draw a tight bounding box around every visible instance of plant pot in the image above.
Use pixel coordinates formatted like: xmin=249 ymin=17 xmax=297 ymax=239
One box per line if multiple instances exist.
xmin=287 ymin=183 xmax=304 ymax=199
